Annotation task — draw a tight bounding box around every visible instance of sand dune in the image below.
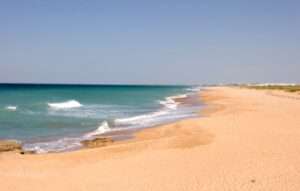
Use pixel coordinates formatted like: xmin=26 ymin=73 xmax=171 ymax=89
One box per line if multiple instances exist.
xmin=1 ymin=87 xmax=300 ymax=191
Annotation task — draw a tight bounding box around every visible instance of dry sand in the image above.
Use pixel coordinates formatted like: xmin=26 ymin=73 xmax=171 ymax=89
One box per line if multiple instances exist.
xmin=1 ymin=87 xmax=300 ymax=191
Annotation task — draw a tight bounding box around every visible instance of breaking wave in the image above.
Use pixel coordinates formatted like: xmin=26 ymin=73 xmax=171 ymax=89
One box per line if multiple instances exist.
xmin=23 ymin=121 xmax=112 ymax=153
xmin=115 ymin=110 xmax=169 ymax=126
xmin=48 ymin=100 xmax=82 ymax=109
xmin=5 ymin=106 xmax=17 ymax=111
xmin=115 ymin=93 xmax=191 ymax=127
xmin=22 ymin=88 xmax=201 ymax=153
xmin=159 ymin=94 xmax=187 ymax=110
xmin=186 ymin=86 xmax=201 ymax=92
xmin=84 ymin=121 xmax=111 ymax=138
xmin=22 ymin=137 xmax=83 ymax=154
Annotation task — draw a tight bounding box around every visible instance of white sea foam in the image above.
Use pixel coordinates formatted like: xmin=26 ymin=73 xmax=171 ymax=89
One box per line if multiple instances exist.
xmin=186 ymin=86 xmax=201 ymax=92
xmin=159 ymin=94 xmax=187 ymax=110
xmin=116 ymin=93 xmax=191 ymax=127
xmin=23 ymin=90 xmax=201 ymax=154
xmin=115 ymin=110 xmax=169 ymax=126
xmin=171 ymin=94 xmax=188 ymax=99
xmin=159 ymin=99 xmax=177 ymax=109
xmin=23 ymin=121 xmax=112 ymax=153
xmin=5 ymin=106 xmax=17 ymax=111
xmin=23 ymin=137 xmax=83 ymax=154
xmin=48 ymin=100 xmax=82 ymax=109
xmin=84 ymin=121 xmax=111 ymax=138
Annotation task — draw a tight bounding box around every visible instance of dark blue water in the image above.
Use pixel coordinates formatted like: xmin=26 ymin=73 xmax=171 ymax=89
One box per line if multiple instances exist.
xmin=0 ymin=84 xmax=201 ymax=153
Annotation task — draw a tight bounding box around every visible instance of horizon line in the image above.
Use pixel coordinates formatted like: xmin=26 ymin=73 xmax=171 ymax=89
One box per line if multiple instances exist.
xmin=0 ymin=82 xmax=199 ymax=87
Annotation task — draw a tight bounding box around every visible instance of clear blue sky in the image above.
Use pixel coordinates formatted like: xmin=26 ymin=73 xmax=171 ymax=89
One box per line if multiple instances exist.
xmin=0 ymin=0 xmax=299 ymax=84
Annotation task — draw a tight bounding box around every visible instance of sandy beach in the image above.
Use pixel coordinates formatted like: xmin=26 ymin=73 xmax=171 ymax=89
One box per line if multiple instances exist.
xmin=1 ymin=87 xmax=300 ymax=191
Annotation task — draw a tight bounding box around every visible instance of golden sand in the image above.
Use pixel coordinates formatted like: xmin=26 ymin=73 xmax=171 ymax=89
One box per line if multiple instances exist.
xmin=1 ymin=87 xmax=300 ymax=191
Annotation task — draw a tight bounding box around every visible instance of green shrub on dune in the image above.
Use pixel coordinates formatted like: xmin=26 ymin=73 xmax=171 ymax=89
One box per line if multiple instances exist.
xmin=245 ymin=85 xmax=300 ymax=93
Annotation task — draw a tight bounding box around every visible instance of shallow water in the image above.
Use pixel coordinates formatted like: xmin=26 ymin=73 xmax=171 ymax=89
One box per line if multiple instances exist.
xmin=0 ymin=84 xmax=201 ymax=153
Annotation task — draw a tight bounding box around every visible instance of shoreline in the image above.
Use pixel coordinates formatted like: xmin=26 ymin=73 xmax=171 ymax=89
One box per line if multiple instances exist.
xmin=1 ymin=87 xmax=300 ymax=190
xmin=0 ymin=88 xmax=203 ymax=154
xmin=0 ymin=87 xmax=206 ymax=155
xmin=66 ymin=90 xmax=204 ymax=152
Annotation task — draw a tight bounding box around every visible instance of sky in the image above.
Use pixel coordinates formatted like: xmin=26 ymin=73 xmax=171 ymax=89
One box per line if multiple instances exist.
xmin=0 ymin=0 xmax=299 ymax=85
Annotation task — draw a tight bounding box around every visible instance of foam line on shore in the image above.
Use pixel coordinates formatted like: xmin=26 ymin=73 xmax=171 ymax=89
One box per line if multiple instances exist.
xmin=22 ymin=89 xmax=201 ymax=153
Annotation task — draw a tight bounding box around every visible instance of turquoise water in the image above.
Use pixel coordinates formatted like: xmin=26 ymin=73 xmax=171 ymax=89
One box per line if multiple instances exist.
xmin=0 ymin=84 xmax=201 ymax=153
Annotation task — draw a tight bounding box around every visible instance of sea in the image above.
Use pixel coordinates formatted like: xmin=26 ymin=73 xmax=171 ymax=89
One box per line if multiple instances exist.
xmin=0 ymin=84 xmax=202 ymax=153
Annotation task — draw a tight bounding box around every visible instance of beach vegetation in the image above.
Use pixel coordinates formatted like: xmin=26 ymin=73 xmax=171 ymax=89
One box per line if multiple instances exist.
xmin=244 ymin=85 xmax=300 ymax=93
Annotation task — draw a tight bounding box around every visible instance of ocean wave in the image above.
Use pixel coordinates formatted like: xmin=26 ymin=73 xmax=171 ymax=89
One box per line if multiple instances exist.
xmin=5 ymin=106 xmax=17 ymax=111
xmin=48 ymin=100 xmax=82 ymax=109
xmin=22 ymin=137 xmax=83 ymax=154
xmin=23 ymin=90 xmax=201 ymax=153
xmin=47 ymin=104 xmax=132 ymax=119
xmin=22 ymin=121 xmax=112 ymax=153
xmin=115 ymin=110 xmax=169 ymax=126
xmin=186 ymin=86 xmax=201 ymax=92
xmin=159 ymin=94 xmax=187 ymax=110
xmin=115 ymin=93 xmax=190 ymax=127
xmin=84 ymin=121 xmax=111 ymax=138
